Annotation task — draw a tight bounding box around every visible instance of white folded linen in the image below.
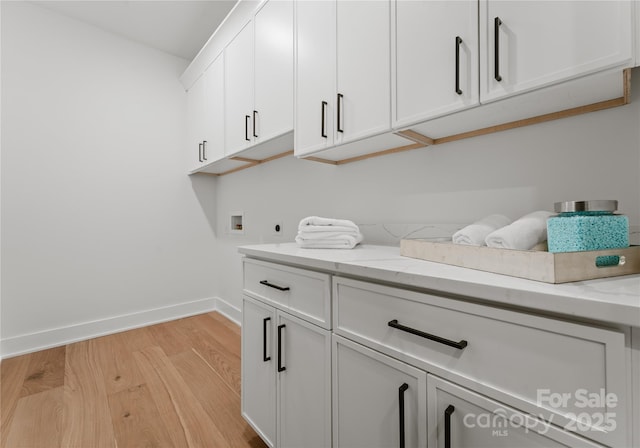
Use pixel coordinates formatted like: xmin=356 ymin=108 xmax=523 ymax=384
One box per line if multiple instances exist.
xmin=296 ymin=216 xmax=363 ymax=249
xmin=452 ymin=214 xmax=512 ymax=246
xmin=485 ymin=210 xmax=554 ymax=250
xmin=296 ymin=230 xmax=360 ymax=240
xmin=298 ymin=216 xmax=359 ymax=231
xmin=295 ymin=233 xmax=363 ymax=249
xmin=297 ymin=225 xmax=360 ymax=235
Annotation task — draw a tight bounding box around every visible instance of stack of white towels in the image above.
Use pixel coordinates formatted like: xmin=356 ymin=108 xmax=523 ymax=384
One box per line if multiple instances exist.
xmin=452 ymin=211 xmax=554 ymax=250
xmin=295 ymin=216 xmax=363 ymax=249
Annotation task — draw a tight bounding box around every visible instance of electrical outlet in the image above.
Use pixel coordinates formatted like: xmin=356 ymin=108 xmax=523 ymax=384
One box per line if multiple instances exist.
xmin=273 ymin=221 xmax=283 ymax=236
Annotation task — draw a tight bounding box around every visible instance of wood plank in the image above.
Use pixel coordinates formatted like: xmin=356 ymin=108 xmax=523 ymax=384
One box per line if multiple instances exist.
xmin=207 ymin=311 xmax=241 ymax=337
xmin=170 ymin=349 xmax=267 ymax=448
xmin=300 ymin=156 xmax=339 ymax=165
xmin=5 ymin=387 xmax=63 ymax=448
xmin=144 ymin=318 xmax=196 ymax=357
xmin=623 ymin=68 xmax=631 ymax=104
xmin=433 ymin=97 xmax=627 ymax=145
xmin=107 ymin=383 xmax=175 ymax=448
xmin=191 ymin=313 xmax=241 ymax=353
xmin=2 ymin=313 xmax=264 ymax=447
xmin=400 ymin=239 xmax=640 ymax=284
xmin=90 ymin=330 xmax=151 ymax=395
xmin=394 ymin=129 xmax=435 ymax=145
xmin=1 ymin=355 xmax=31 ymax=447
xmin=186 ymin=315 xmax=242 ymax=395
xmin=61 ymin=340 xmax=116 ymax=447
xmin=133 ymin=345 xmax=228 ymax=447
xmin=19 ymin=346 xmax=66 ymax=397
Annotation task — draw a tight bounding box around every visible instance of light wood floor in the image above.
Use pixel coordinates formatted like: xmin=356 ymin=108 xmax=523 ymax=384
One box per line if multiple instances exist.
xmin=0 ymin=312 xmax=268 ymax=448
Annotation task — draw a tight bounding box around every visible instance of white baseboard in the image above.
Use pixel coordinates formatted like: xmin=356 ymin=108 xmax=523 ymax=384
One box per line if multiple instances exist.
xmin=0 ymin=297 xmax=217 ymax=359
xmin=213 ymin=296 xmax=242 ymax=326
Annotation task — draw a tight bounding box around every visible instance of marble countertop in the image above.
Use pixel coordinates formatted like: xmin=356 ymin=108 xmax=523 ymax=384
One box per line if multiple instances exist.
xmin=238 ymin=243 xmax=640 ymax=327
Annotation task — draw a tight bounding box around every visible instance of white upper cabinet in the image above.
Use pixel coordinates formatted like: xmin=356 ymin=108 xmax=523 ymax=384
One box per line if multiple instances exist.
xmin=224 ymin=21 xmax=255 ymax=156
xmin=225 ymin=0 xmax=294 ymax=158
xmin=186 ymin=54 xmax=225 ymax=172
xmin=394 ymin=0 xmax=479 ymax=128
xmin=336 ymin=0 xmax=392 ymax=145
xmin=480 ymin=0 xmax=633 ymax=103
xmin=254 ymin=0 xmax=294 ymax=144
xmin=295 ymin=0 xmax=336 ymax=155
xmin=203 ymin=56 xmax=225 ymax=164
xmin=187 ymin=73 xmax=207 ymax=171
xmin=295 ymin=0 xmax=392 ymax=157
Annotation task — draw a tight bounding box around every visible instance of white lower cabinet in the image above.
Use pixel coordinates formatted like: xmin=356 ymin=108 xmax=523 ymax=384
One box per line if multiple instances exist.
xmin=242 ymin=296 xmax=276 ymax=447
xmin=242 ymin=257 xmax=631 ymax=448
xmin=427 ymin=375 xmax=604 ymax=448
xmin=333 ymin=335 xmax=427 ymax=448
xmin=242 ymin=294 xmax=331 ymax=448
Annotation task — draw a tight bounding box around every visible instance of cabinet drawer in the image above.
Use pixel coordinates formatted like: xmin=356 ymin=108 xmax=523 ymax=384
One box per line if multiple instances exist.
xmin=427 ymin=375 xmax=604 ymax=448
xmin=333 ymin=277 xmax=628 ymax=446
xmin=243 ymin=258 xmax=331 ymax=329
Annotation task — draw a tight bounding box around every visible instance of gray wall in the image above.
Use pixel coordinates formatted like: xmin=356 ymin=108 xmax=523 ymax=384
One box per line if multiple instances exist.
xmin=213 ymin=71 xmax=640 ymax=312
xmin=1 ymin=2 xmax=217 ymax=356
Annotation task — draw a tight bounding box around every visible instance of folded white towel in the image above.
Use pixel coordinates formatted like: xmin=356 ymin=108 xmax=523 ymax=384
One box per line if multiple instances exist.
xmin=298 ymin=216 xmax=359 ymax=231
xmin=296 ymin=230 xmax=361 ymax=240
xmin=452 ymin=214 xmax=512 ymax=246
xmin=295 ymin=233 xmax=363 ymax=249
xmin=298 ymin=225 xmax=360 ymax=235
xmin=296 ymin=216 xmax=363 ymax=249
xmin=485 ymin=211 xmax=554 ymax=250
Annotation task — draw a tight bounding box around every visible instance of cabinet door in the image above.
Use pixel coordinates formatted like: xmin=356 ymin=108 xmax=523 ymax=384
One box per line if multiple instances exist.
xmin=336 ymin=0 xmax=391 ymax=144
xmin=254 ymin=0 xmax=293 ymax=144
xmin=186 ymin=74 xmax=206 ymax=171
xmin=242 ymin=296 xmax=276 ymax=448
xmin=333 ymin=335 xmax=427 ymax=448
xmin=225 ymin=21 xmax=254 ymax=156
xmin=427 ymin=375 xmax=604 ymax=448
xmin=480 ymin=0 xmax=632 ymax=103
xmin=395 ymin=0 xmax=478 ymax=128
xmin=202 ymin=55 xmax=225 ymax=164
xmin=294 ymin=0 xmax=336 ymax=156
xmin=277 ymin=312 xmax=331 ymax=448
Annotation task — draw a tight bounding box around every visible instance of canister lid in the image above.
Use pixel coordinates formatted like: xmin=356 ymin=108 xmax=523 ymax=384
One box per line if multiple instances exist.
xmin=554 ymin=200 xmax=618 ymax=213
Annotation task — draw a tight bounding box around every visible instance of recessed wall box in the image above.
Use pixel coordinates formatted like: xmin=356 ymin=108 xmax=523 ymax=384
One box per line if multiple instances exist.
xmin=230 ymin=212 xmax=244 ymax=235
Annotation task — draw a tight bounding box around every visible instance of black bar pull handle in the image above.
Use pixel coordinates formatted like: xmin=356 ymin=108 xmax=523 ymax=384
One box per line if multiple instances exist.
xmin=253 ymin=110 xmax=258 ymax=138
xmin=445 ymin=405 xmax=455 ymax=448
xmin=198 ymin=142 xmax=203 ymax=163
xmin=263 ymin=317 xmax=271 ymax=362
xmin=455 ymin=36 xmax=463 ymax=95
xmin=494 ymin=17 xmax=503 ymax=82
xmin=259 ymin=280 xmax=290 ymax=291
xmin=202 ymin=140 xmax=207 ymax=161
xmin=399 ymin=383 xmax=409 ymax=448
xmin=277 ymin=324 xmax=286 ymax=372
xmin=245 ymin=115 xmax=251 ymax=141
xmin=336 ymin=93 xmax=344 ymax=133
xmin=321 ymin=101 xmax=328 ymax=138
xmin=388 ymin=320 xmax=468 ymax=350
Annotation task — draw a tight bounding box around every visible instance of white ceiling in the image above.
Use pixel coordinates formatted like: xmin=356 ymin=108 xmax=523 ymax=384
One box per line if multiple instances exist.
xmin=32 ymin=0 xmax=238 ymax=60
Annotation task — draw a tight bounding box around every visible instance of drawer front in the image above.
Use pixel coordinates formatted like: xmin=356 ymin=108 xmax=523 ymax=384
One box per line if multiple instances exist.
xmin=334 ymin=277 xmax=628 ymax=447
xmin=243 ymin=258 xmax=331 ymax=329
xmin=427 ymin=375 xmax=604 ymax=448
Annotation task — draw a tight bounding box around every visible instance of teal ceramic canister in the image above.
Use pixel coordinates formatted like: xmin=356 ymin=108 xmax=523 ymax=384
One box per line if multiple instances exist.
xmin=547 ymin=200 xmax=629 ymax=253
